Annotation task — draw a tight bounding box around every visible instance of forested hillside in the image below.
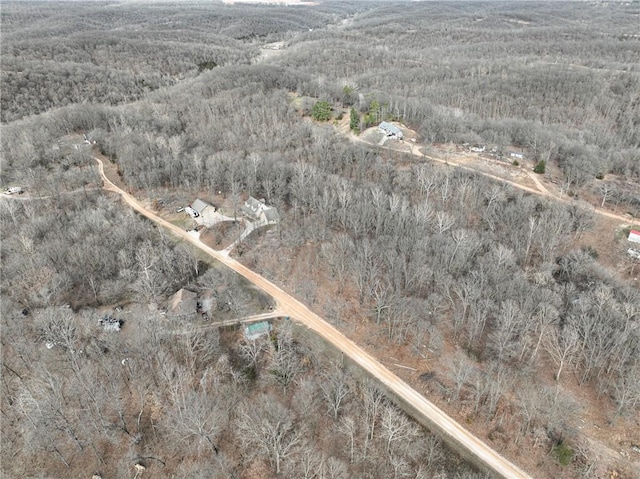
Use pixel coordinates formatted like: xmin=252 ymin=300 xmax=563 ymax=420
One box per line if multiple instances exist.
xmin=1 ymin=1 xmax=362 ymax=122
xmin=1 ymin=1 xmax=639 ymax=478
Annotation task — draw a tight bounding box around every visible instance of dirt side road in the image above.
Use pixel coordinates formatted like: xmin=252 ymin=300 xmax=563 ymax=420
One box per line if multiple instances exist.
xmin=95 ymin=157 xmax=532 ymax=479
xmin=344 ymin=121 xmax=632 ymax=224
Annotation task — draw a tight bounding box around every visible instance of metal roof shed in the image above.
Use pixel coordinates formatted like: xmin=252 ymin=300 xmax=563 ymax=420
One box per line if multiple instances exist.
xmin=244 ymin=321 xmax=273 ymax=340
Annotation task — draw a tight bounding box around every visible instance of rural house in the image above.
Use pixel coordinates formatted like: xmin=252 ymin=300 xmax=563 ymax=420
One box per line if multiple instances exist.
xmin=244 ymin=321 xmax=272 ymax=340
xmin=628 ymin=230 xmax=640 ymax=259
xmin=168 ymin=288 xmax=197 ymax=318
xmin=378 ymin=121 xmax=404 ymax=139
xmin=242 ymin=197 xmax=279 ymax=225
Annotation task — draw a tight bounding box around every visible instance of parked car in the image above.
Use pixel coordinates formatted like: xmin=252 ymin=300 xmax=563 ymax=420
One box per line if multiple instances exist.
xmin=184 ymin=206 xmax=199 ymax=218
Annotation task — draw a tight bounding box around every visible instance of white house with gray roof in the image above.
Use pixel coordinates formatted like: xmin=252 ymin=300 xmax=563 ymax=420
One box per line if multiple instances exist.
xmin=378 ymin=121 xmax=404 ymax=139
xmin=242 ymin=197 xmax=279 ymax=225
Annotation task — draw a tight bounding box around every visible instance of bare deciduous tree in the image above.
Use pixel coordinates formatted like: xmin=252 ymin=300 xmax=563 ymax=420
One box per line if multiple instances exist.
xmin=543 ymin=323 xmax=579 ymax=382
xmin=319 ymin=364 xmax=350 ymax=420
xmin=268 ymin=328 xmax=304 ymax=393
xmin=337 ymin=416 xmax=357 ymax=463
xmin=165 ymin=389 xmax=226 ymax=455
xmin=450 ymin=351 xmax=472 ymax=401
xmin=380 ymin=403 xmax=420 ymax=454
xmin=238 ymin=336 xmax=266 ymax=370
xmin=236 ymin=397 xmax=303 ymax=474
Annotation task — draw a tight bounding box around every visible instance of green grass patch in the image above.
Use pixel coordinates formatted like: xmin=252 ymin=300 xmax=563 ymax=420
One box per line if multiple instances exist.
xmin=553 ymin=441 xmax=573 ymax=466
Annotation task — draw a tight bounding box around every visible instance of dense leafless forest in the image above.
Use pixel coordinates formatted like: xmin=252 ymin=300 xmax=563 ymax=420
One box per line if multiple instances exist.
xmin=2 ymin=1 xmax=639 ymax=478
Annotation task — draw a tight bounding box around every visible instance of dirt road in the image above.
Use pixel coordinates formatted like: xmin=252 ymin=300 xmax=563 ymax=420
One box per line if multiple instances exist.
xmin=169 ymin=310 xmax=285 ymax=336
xmin=345 ymin=122 xmax=633 ymax=223
xmin=95 ymin=157 xmax=532 ymax=479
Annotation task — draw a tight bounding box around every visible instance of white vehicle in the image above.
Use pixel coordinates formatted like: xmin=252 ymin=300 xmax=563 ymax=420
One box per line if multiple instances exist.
xmin=5 ymin=186 xmax=24 ymax=195
xmin=184 ymin=206 xmax=199 ymax=218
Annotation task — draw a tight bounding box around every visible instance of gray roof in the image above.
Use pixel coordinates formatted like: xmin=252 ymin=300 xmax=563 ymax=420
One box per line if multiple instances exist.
xmin=242 ymin=196 xmax=279 ymax=222
xmin=191 ymin=198 xmax=212 ymax=214
xmin=242 ymin=196 xmax=265 ymax=219
xmin=244 ymin=196 xmax=262 ymax=208
xmin=263 ymin=207 xmax=279 ymax=222
xmin=379 ymin=121 xmax=402 ymax=136
xmin=168 ymin=289 xmax=197 ymax=316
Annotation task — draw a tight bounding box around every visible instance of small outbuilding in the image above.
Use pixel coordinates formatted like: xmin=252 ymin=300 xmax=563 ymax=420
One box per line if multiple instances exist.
xmin=628 ymin=248 xmax=640 ymax=259
xmin=378 ymin=121 xmax=404 ymax=139
xmin=99 ymin=315 xmax=122 ymax=332
xmin=5 ymin=186 xmax=23 ymax=195
xmin=244 ymin=321 xmax=273 ymax=340
xmin=192 ymin=198 xmax=214 ymax=216
xmin=168 ymin=288 xmax=197 ymax=318
xmin=628 ymin=230 xmax=640 ymax=244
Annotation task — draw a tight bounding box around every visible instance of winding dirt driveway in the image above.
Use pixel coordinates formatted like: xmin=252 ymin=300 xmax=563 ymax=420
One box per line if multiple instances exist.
xmin=343 ymin=121 xmax=632 ymax=223
xmin=95 ymin=157 xmax=532 ymax=479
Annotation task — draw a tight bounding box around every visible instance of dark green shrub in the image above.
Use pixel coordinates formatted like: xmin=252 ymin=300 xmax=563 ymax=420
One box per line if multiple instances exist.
xmin=350 ymin=108 xmax=360 ymax=132
xmin=534 ymin=160 xmax=546 ymax=174
xmin=312 ymin=101 xmax=332 ymax=121
xmin=197 ymin=60 xmax=217 ymax=72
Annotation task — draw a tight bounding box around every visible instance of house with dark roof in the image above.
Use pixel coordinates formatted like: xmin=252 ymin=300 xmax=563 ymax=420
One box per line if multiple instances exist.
xmin=168 ymin=288 xmax=197 ymax=318
xmin=378 ymin=121 xmax=404 ymax=139
xmin=242 ymin=197 xmax=279 ymax=225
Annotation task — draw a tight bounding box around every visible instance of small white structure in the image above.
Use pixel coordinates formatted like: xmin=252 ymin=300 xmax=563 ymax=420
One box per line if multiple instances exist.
xmin=470 ymin=145 xmax=486 ymax=153
xmin=242 ymin=197 xmax=279 ymax=225
xmin=628 ymin=230 xmax=640 ymax=244
xmin=628 ymin=249 xmax=640 ymax=259
xmin=99 ymin=315 xmax=122 ymax=332
xmin=510 ymin=152 xmax=524 ymax=160
xmin=5 ymin=186 xmax=23 ymax=195
xmin=378 ymin=121 xmax=404 ymax=139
